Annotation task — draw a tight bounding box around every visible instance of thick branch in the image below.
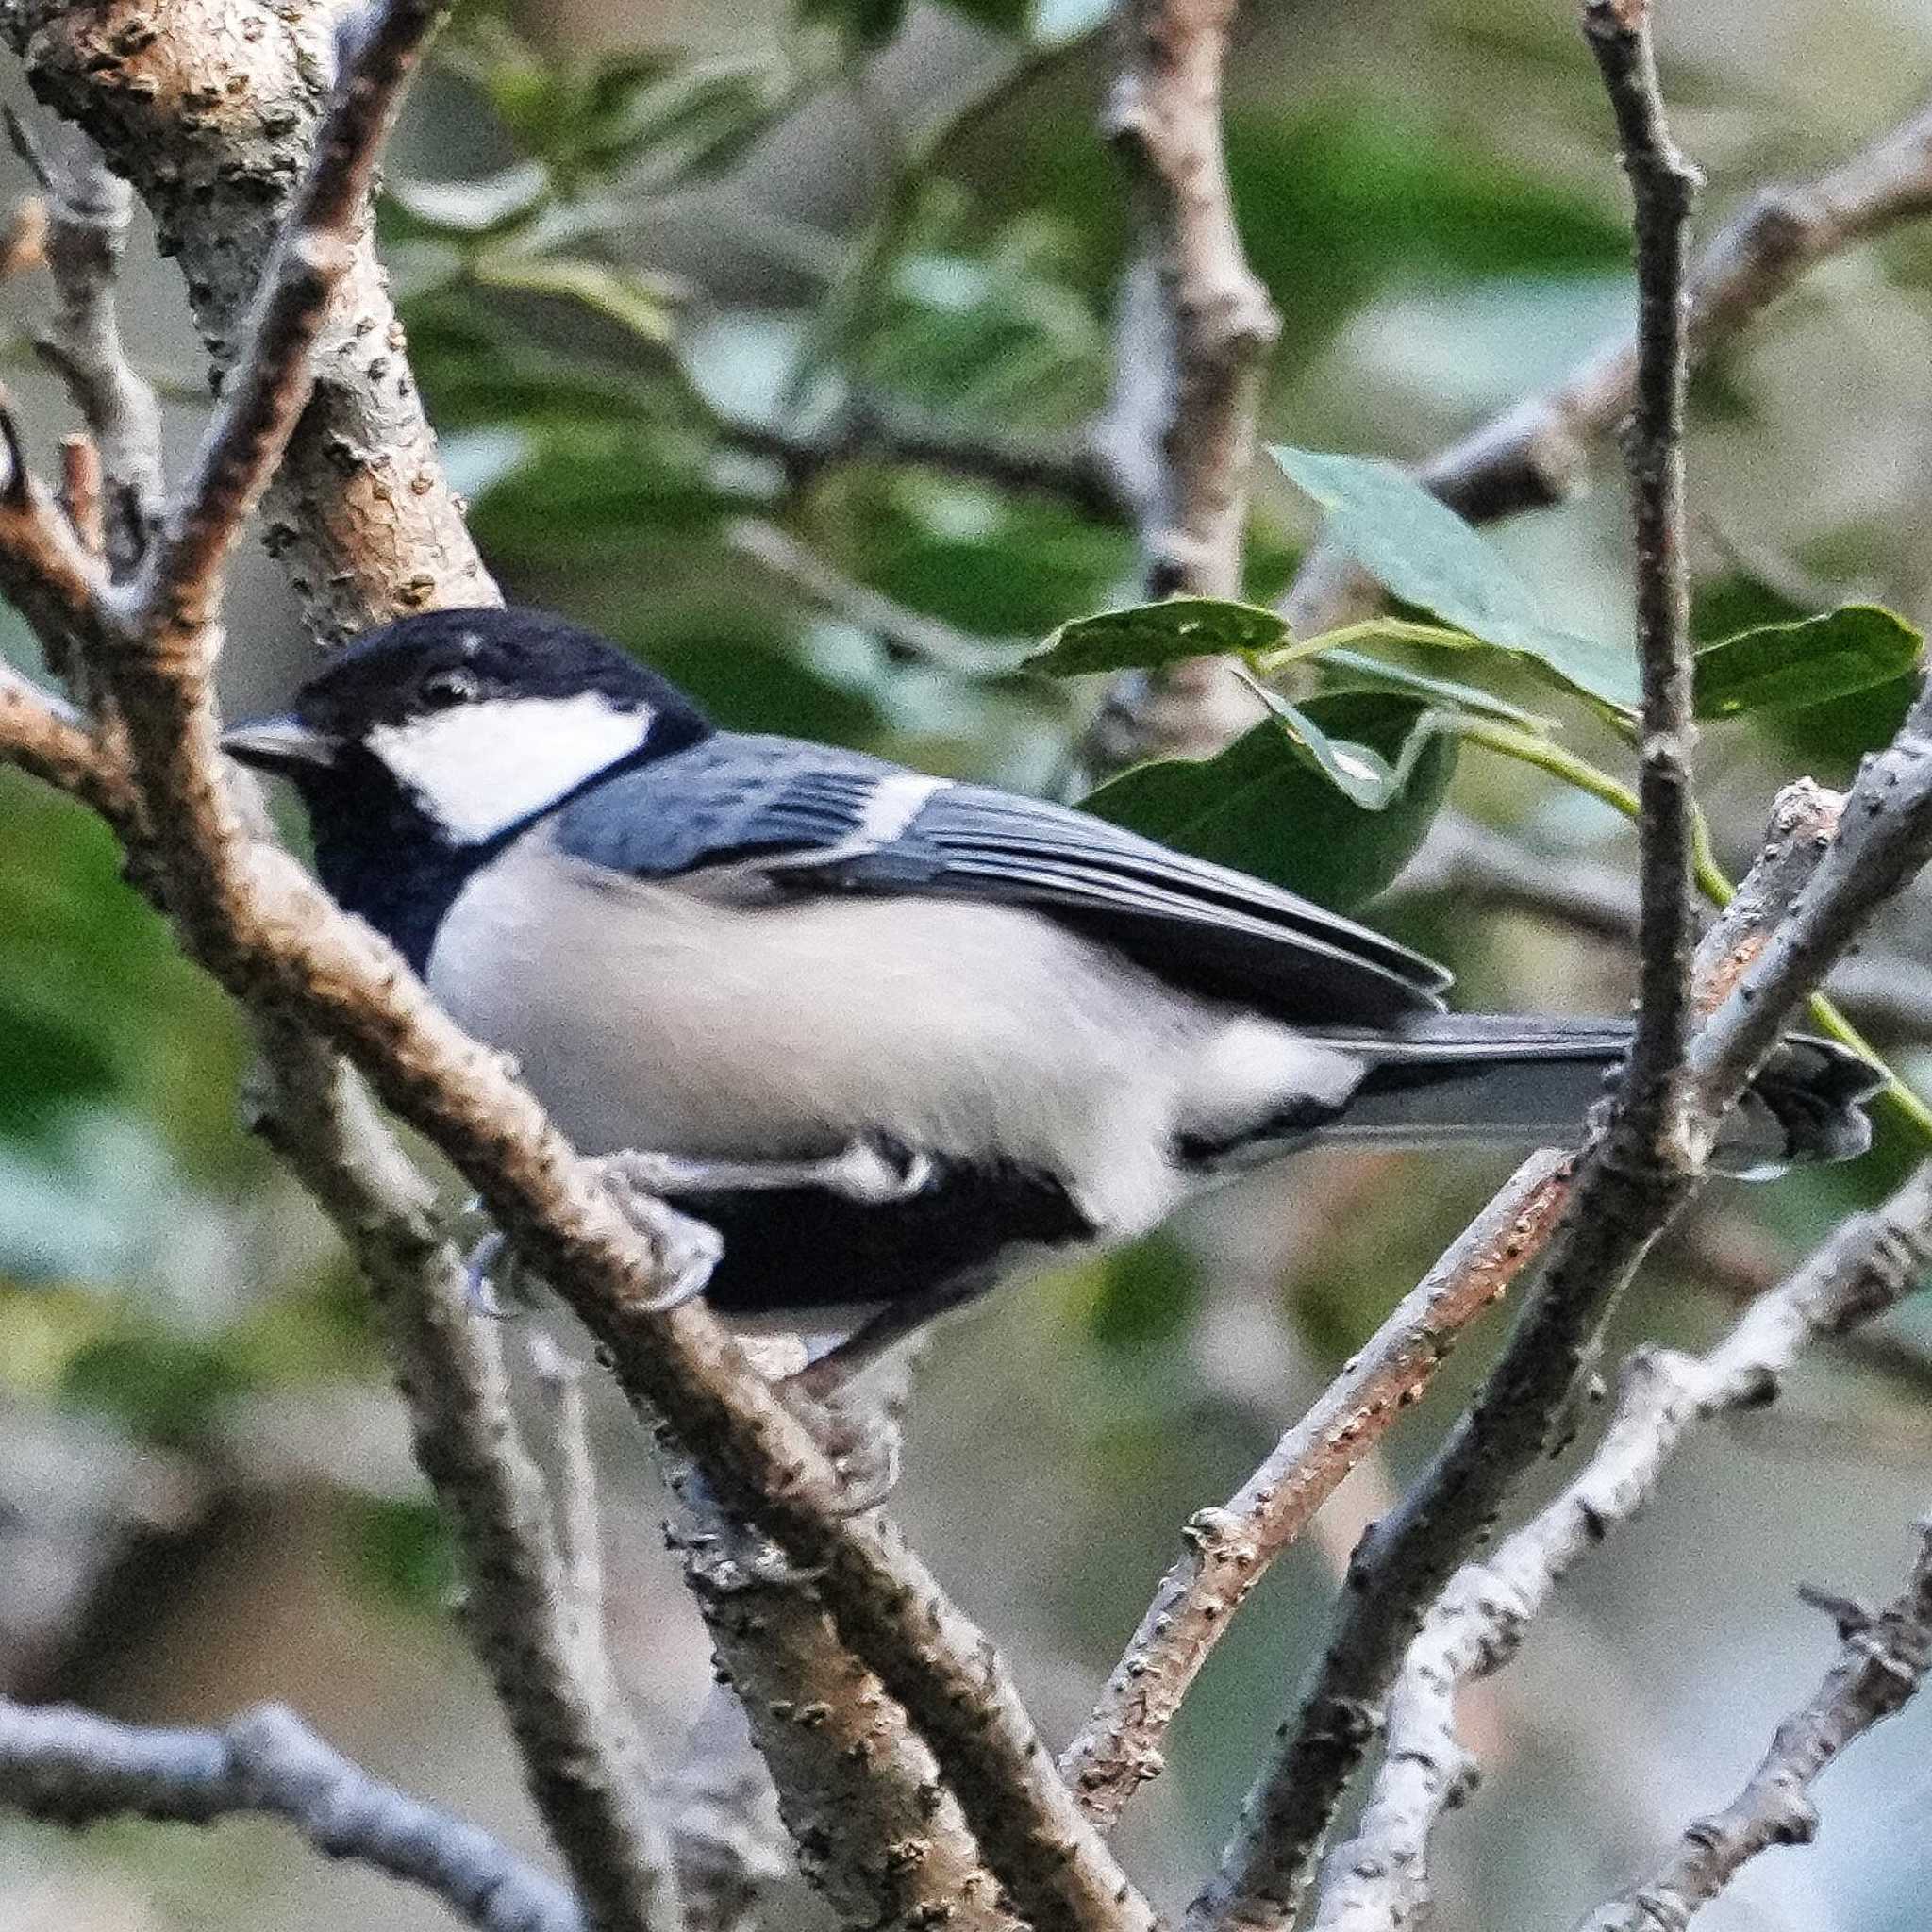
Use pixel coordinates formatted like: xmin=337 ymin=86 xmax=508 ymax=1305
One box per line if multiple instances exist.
xmin=668 ymin=1462 xmax=1024 ymax=1932
xmin=1580 ymin=1517 xmax=1932 ymax=1932
xmin=1308 ymin=1158 xmax=1932 ymax=1932
xmin=2 ymin=0 xmax=495 ymax=639
xmin=1060 ymin=1149 xmax=1572 ymax=1829
xmin=0 ymin=1697 xmax=585 ymax=1932
xmin=0 ymin=14 xmax=1146 ymax=1925
xmin=1286 ymin=92 xmax=1932 ymax=636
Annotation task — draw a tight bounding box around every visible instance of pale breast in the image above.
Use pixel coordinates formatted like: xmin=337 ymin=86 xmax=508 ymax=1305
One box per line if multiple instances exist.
xmin=424 ymin=826 xmax=1359 ymax=1235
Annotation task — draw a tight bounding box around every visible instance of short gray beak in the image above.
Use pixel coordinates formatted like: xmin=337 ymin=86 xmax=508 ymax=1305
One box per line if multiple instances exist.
xmin=221 ymin=714 xmax=341 ymax=774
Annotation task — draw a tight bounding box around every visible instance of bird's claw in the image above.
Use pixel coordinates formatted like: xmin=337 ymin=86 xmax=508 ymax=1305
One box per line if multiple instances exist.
xmin=587 ymin=1156 xmax=724 ymax=1313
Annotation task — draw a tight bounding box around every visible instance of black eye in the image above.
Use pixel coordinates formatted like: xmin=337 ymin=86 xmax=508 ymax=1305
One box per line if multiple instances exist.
xmin=420 ymin=666 xmax=480 ymax=710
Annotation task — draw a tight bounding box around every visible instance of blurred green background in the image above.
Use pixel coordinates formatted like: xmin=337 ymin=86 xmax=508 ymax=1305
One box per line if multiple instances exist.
xmin=4 ymin=0 xmax=1932 ymax=1925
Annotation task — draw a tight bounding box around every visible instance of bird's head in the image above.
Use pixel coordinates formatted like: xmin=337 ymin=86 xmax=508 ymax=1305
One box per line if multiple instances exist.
xmin=223 ymin=606 xmax=710 ymax=847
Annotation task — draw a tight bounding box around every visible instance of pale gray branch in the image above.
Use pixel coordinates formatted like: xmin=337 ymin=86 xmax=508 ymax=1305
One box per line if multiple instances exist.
xmin=4 ymin=117 xmax=163 ymax=571
xmin=1089 ymin=0 xmax=1277 ymax=771
xmin=1308 ymin=1159 xmax=1932 ymax=1932
xmin=1061 ymin=1149 xmax=1573 ymax=1830
xmin=1579 ymin=1515 xmax=1932 ymax=1932
xmin=0 ymin=1696 xmax=585 ymax=1932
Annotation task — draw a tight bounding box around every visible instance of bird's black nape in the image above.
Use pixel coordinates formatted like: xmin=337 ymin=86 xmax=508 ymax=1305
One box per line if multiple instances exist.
xmin=282 ymin=605 xmax=712 ymax=754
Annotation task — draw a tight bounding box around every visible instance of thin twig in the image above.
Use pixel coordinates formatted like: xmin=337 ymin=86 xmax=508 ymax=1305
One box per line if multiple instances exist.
xmin=1089 ymin=0 xmax=1279 ymax=772
xmin=1187 ymin=765 xmax=1925 ymax=1930
xmin=728 ymin=391 xmax=1118 ymax=520
xmin=1060 ymin=1149 xmax=1573 ymax=1829
xmin=724 ymin=516 xmax=1031 ymax=675
xmin=1587 ymin=0 xmax=1702 ymax=1173
xmin=0 ymin=658 xmax=137 ymax=833
xmin=1579 ymin=1516 xmax=1932 ymax=1932
xmin=5 ymin=116 xmax=163 ymax=571
xmin=1285 ymin=92 xmax=1932 ymax=637
xmin=249 ymin=1034 xmax=684 ymax=1932
xmin=0 ymin=1697 xmax=585 ymax=1932
xmin=1307 ymin=1159 xmax=1932 ymax=1932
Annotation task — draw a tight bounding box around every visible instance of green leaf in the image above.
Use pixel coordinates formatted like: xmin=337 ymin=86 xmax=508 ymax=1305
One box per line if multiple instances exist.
xmin=472 ymin=257 xmax=680 ymax=347
xmin=1693 ymin=603 xmax=1924 ymax=720
xmin=1082 ymin=691 xmax=1457 ymax=908
xmin=1029 ymin=597 xmax=1290 ymax=677
xmin=1315 ymin=646 xmax=1555 ymax=730
xmin=591 ymin=54 xmax=796 ymax=187
xmin=936 ymin=0 xmax=1035 ymax=36
xmin=1271 ymin=446 xmax=1640 ymax=711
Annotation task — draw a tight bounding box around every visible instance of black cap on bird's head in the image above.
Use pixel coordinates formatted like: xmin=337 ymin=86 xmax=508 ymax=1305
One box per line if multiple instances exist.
xmin=223 ymin=606 xmax=710 ymax=847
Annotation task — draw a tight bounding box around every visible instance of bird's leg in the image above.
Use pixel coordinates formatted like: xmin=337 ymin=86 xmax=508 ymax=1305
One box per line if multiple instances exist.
xmin=592 ymin=1135 xmax=933 ymax=1205
xmin=788 ymin=1269 xmax=996 ymax=1407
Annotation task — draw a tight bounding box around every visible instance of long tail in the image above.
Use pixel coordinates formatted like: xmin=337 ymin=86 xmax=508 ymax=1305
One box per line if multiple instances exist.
xmin=1310 ymin=1014 xmax=1880 ymax=1175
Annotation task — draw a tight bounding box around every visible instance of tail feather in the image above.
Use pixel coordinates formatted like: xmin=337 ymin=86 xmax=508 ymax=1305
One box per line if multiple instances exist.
xmin=1309 ymin=1014 xmax=1879 ymax=1174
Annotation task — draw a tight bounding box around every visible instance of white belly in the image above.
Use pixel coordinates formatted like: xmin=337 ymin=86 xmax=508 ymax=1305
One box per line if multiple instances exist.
xmin=424 ymin=827 xmax=1360 ymax=1234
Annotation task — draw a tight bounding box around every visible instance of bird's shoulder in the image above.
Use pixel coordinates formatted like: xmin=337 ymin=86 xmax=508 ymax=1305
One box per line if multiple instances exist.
xmin=548 ymin=732 xmax=1448 ymax=1025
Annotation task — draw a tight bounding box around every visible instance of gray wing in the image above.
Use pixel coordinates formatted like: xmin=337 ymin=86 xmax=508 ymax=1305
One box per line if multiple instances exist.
xmin=554 ymin=733 xmax=1449 ymax=1026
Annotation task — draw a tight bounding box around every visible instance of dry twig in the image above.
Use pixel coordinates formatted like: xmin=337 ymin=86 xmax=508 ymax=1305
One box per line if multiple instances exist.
xmin=1060 ymin=1149 xmax=1573 ymax=1828
xmin=1090 ymin=0 xmax=1278 ymax=769
xmin=1308 ymin=1159 xmax=1932 ymax=1932
xmin=1580 ymin=1516 xmax=1932 ymax=1932
xmin=0 ymin=1697 xmax=585 ymax=1932
xmin=4 ymin=117 xmax=163 ymax=569
xmin=1586 ymin=0 xmax=1702 ymax=1171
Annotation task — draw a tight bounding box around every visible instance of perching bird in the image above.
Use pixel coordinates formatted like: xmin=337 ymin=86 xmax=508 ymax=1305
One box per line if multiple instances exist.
xmin=224 ymin=606 xmax=1880 ymax=1382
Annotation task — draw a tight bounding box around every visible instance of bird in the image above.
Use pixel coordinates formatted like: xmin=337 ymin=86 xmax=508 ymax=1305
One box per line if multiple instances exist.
xmin=223 ymin=605 xmax=1882 ymax=1389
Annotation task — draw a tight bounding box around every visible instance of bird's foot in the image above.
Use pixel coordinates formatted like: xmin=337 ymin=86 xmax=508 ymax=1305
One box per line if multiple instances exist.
xmin=456 ymin=1201 xmax=540 ymax=1318
xmin=585 ymin=1156 xmax=725 ymax=1313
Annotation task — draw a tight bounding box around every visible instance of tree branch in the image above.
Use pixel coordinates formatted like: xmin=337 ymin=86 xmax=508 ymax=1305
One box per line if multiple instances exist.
xmin=0 ymin=1696 xmax=586 ymax=1932
xmin=668 ymin=1457 xmax=1025 ymax=1932
xmin=1307 ymin=1158 xmax=1932 ymax=1932
xmin=1285 ymin=92 xmax=1932 ymax=637
xmin=1586 ymin=0 xmax=1701 ymax=1174
xmin=1185 ymin=757 xmax=1932 ymax=1929
xmin=1580 ymin=1515 xmax=1932 ymax=1932
xmin=2 ymin=0 xmax=496 ymax=640
xmin=1060 ymin=1148 xmax=1573 ymax=1829
xmin=1088 ymin=0 xmax=1277 ymax=771
xmin=0 ymin=9 xmax=1151 ymax=1927
xmin=4 ymin=117 xmax=164 ymax=570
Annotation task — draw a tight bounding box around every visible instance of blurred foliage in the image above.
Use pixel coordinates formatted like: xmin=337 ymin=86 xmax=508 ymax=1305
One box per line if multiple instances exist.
xmin=5 ymin=0 xmax=1932 ymax=1917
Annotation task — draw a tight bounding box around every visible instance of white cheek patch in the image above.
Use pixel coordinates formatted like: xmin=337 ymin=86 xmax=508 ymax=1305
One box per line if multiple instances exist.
xmin=370 ymin=693 xmax=654 ymax=842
